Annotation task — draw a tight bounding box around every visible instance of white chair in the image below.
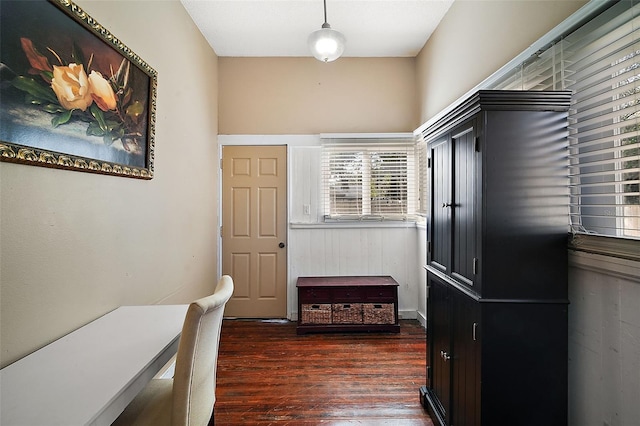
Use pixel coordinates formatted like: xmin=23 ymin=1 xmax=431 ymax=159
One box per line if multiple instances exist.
xmin=113 ymin=275 xmax=234 ymax=426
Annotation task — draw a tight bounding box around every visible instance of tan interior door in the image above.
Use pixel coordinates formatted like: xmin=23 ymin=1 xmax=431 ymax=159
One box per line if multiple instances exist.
xmin=222 ymin=145 xmax=287 ymax=318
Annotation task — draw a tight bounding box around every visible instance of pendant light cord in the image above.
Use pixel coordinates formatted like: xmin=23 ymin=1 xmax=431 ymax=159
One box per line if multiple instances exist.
xmin=323 ymin=0 xmax=328 ymax=25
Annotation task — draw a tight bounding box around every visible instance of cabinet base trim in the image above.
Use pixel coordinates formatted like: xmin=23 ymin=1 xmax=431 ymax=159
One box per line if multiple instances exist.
xmin=419 ymin=386 xmax=445 ymax=426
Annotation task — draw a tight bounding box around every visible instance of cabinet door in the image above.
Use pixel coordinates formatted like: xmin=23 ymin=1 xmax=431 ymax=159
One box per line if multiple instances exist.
xmin=428 ymin=277 xmax=452 ymax=424
xmin=429 ymin=136 xmax=451 ymax=274
xmin=451 ymin=292 xmax=481 ymax=426
xmin=451 ymin=123 xmax=478 ymax=290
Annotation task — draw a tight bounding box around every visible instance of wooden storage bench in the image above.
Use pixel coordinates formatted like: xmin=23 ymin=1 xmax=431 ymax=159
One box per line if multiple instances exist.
xmin=296 ymin=276 xmax=400 ymax=334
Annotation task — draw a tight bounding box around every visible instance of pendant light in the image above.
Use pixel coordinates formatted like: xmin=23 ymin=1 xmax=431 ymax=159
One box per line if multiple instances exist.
xmin=308 ymin=0 xmax=345 ymax=62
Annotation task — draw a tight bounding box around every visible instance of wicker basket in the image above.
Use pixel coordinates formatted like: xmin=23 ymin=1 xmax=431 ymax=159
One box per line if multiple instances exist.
xmin=301 ymin=303 xmax=332 ymax=324
xmin=332 ymin=303 xmax=363 ymax=324
xmin=363 ymin=303 xmax=395 ymax=324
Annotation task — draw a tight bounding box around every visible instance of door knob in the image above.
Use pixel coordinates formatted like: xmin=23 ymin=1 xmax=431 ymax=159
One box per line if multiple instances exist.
xmin=279 ymin=242 xmax=285 ymax=248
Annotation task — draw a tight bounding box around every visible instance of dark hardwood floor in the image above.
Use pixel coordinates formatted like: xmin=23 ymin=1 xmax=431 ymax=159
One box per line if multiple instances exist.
xmin=214 ymin=319 xmax=433 ymax=425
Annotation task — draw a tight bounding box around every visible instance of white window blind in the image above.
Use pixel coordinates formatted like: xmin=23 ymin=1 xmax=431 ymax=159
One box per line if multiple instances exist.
xmin=321 ymin=137 xmax=416 ymax=220
xmin=490 ymin=1 xmax=640 ymax=240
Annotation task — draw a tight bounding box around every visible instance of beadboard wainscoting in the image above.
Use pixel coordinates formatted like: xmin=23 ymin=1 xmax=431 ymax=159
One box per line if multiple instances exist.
xmin=568 ymin=251 xmax=640 ymax=426
xmin=288 ymin=224 xmax=422 ymax=321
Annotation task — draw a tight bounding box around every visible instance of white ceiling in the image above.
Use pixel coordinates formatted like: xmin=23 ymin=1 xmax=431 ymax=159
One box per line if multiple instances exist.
xmin=180 ymin=0 xmax=455 ymax=58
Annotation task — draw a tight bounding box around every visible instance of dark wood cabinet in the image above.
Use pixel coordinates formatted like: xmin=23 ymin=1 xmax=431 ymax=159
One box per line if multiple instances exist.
xmin=419 ymin=91 xmax=571 ymax=426
xmin=296 ymin=276 xmax=400 ymax=334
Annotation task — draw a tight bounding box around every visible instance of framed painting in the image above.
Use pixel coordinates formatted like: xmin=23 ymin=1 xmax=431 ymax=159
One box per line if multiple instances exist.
xmin=0 ymin=0 xmax=157 ymax=179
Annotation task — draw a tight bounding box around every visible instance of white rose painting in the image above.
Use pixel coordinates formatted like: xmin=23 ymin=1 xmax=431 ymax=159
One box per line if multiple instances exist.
xmin=0 ymin=0 xmax=156 ymax=179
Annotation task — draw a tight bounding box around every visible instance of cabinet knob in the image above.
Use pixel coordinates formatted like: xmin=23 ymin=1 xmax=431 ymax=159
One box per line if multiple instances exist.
xmin=442 ymin=202 xmax=452 ymax=208
xmin=440 ymin=350 xmax=451 ymax=361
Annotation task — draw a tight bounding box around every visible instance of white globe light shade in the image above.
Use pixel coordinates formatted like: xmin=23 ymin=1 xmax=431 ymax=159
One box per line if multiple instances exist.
xmin=308 ymin=26 xmax=346 ymax=62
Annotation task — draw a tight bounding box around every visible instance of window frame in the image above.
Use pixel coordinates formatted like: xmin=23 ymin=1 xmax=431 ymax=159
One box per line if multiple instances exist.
xmin=321 ymin=134 xmax=417 ymax=222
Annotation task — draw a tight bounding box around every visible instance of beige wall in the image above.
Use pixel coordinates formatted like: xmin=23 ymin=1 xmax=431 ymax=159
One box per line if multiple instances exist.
xmin=219 ymin=57 xmax=418 ymax=134
xmin=0 ymin=0 xmax=591 ymax=370
xmin=416 ymin=0 xmax=587 ymax=124
xmin=0 ymin=1 xmax=219 ymax=367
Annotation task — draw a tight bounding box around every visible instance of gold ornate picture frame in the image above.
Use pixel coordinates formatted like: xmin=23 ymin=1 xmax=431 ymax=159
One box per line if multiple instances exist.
xmin=0 ymin=0 xmax=157 ymax=179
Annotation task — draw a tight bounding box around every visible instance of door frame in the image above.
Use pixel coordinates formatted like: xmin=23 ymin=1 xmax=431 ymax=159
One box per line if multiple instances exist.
xmin=218 ymin=135 xmax=318 ymax=320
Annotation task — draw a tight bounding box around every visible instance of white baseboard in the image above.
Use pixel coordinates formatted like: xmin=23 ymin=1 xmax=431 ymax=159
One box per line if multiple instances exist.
xmin=398 ymin=310 xmax=417 ymax=320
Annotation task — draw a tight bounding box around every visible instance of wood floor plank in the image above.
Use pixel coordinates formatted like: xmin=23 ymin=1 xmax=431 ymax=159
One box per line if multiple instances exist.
xmin=214 ymin=319 xmax=433 ymax=425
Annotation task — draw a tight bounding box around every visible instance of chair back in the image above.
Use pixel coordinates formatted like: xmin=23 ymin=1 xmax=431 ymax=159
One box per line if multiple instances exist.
xmin=171 ymin=275 xmax=234 ymax=425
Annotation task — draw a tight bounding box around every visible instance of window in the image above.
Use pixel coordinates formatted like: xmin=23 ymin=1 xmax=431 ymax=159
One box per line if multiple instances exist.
xmin=321 ymin=136 xmax=416 ymax=220
xmin=489 ymin=1 xmax=640 ymax=240
xmin=416 ymin=139 xmax=429 ymax=216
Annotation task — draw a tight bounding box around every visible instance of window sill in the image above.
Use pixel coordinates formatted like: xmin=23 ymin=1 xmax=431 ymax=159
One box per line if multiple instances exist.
xmin=290 ymin=221 xmax=418 ymax=229
xmin=568 ymin=233 xmax=640 ymax=263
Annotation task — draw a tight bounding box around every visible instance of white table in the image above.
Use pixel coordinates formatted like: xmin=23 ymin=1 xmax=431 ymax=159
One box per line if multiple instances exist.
xmin=0 ymin=304 xmax=189 ymax=426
